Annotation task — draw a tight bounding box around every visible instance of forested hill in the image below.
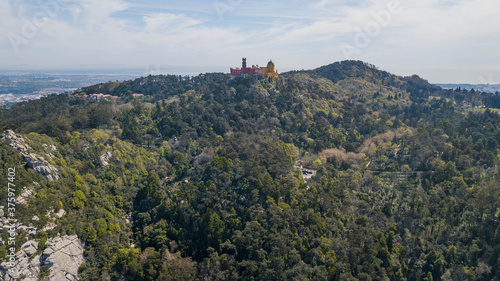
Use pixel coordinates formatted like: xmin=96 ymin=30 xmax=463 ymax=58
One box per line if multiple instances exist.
xmin=0 ymin=60 xmax=499 ymax=280
xmin=313 ymin=61 xmax=442 ymax=94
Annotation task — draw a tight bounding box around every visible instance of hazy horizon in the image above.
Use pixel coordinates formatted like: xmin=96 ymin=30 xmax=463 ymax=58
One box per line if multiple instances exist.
xmin=2 ymin=63 xmax=500 ymax=86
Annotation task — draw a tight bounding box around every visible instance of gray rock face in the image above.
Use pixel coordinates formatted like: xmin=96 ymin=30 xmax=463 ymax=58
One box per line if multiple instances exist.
xmin=0 ymin=235 xmax=85 ymax=281
xmin=1 ymin=130 xmax=59 ymax=181
xmin=0 ymin=240 xmax=41 ymax=281
xmin=42 ymin=235 xmax=85 ymax=281
xmin=22 ymin=241 xmax=38 ymax=257
xmin=23 ymin=153 xmax=59 ymax=181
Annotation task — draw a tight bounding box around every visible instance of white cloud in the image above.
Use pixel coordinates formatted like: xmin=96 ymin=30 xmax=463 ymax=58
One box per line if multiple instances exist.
xmin=0 ymin=0 xmax=249 ymax=67
xmin=77 ymin=0 xmax=129 ymax=21
xmin=143 ymin=13 xmax=201 ymax=33
xmin=0 ymin=0 xmax=499 ymax=82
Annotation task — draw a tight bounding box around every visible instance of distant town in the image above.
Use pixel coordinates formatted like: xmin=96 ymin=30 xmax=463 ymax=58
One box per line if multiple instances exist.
xmin=0 ymin=74 xmax=138 ymax=107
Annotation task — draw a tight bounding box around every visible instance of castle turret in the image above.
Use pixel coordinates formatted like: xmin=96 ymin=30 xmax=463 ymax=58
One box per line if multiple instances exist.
xmin=267 ymin=60 xmax=275 ymax=73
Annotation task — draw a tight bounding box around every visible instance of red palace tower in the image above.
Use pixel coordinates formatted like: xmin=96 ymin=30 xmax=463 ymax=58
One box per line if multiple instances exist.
xmin=230 ymin=58 xmax=260 ymax=76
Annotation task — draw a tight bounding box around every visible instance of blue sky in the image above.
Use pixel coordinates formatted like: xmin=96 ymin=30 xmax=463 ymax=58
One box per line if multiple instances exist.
xmin=1 ymin=0 xmax=500 ymax=83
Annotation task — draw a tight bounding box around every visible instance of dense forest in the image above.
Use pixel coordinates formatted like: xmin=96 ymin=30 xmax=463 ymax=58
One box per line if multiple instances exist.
xmin=0 ymin=60 xmax=499 ymax=280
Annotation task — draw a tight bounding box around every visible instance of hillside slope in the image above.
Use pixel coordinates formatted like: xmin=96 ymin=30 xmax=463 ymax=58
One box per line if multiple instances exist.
xmin=0 ymin=61 xmax=499 ymax=280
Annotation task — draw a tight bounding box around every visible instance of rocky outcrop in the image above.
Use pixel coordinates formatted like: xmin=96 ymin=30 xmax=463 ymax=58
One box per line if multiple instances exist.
xmin=42 ymin=236 xmax=85 ymax=281
xmin=1 ymin=130 xmax=29 ymax=154
xmin=23 ymin=153 xmax=59 ymax=181
xmin=42 ymin=144 xmax=57 ymax=151
xmin=46 ymin=209 xmax=66 ymax=220
xmin=295 ymin=160 xmax=317 ymax=181
xmin=100 ymin=152 xmax=112 ymax=167
xmin=0 ymin=217 xmax=38 ymax=237
xmin=1 ymin=130 xmax=59 ymax=181
xmin=16 ymin=187 xmax=35 ymax=205
xmin=0 ymin=236 xmax=84 ymax=281
xmin=0 ymin=240 xmax=41 ymax=281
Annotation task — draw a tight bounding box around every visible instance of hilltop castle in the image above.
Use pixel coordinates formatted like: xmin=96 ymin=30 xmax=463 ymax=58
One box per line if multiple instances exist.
xmin=230 ymin=58 xmax=279 ymax=78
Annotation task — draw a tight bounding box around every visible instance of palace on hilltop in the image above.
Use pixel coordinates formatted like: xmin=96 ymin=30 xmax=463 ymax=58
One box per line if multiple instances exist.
xmin=230 ymin=58 xmax=279 ymax=78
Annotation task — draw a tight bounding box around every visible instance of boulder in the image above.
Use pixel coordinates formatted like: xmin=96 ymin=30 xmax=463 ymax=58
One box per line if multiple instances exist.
xmin=1 ymin=130 xmax=59 ymax=181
